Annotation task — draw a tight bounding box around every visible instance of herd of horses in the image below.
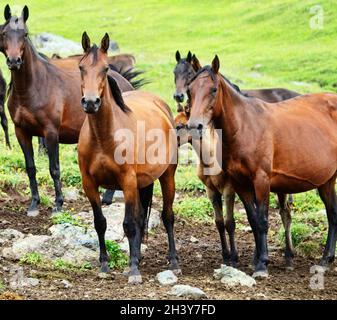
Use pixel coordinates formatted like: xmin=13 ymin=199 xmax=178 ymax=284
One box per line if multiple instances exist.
xmin=1 ymin=4 xmax=337 ymax=285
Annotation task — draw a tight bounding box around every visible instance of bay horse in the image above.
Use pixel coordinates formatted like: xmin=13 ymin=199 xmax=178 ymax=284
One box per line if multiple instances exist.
xmin=78 ymin=32 xmax=179 ymax=284
xmin=174 ymin=52 xmax=300 ymax=269
xmin=175 ymin=112 xmax=294 ymax=268
xmin=0 ymin=68 xmax=10 ymax=148
xmin=0 ymin=5 xmax=141 ymax=215
xmin=173 ymin=50 xmax=300 ymax=111
xmin=187 ymin=55 xmax=337 ymax=278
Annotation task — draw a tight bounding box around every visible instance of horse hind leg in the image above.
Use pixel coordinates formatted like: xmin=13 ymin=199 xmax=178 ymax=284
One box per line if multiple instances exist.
xmin=101 ymin=189 xmax=115 ymax=205
xmin=206 ymin=187 xmax=231 ymax=265
xmin=0 ymin=104 xmax=11 ymax=149
xmin=277 ymin=193 xmax=294 ymax=270
xmin=139 ymin=183 xmax=154 ymax=243
xmin=318 ymin=176 xmax=337 ymax=268
xmin=159 ymin=164 xmax=180 ymax=273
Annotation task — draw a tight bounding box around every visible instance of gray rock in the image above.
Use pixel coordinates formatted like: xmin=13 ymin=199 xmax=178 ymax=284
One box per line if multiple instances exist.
xmin=9 ymin=266 xmax=40 ymax=289
xmin=0 ymin=229 xmax=25 ymax=246
xmin=32 ymin=33 xmax=82 ymax=57
xmin=156 ymin=270 xmax=178 ymax=286
xmin=214 ymin=265 xmax=256 ymax=288
xmin=169 ymin=285 xmax=206 ymax=299
xmin=64 ymin=188 xmax=79 ymax=202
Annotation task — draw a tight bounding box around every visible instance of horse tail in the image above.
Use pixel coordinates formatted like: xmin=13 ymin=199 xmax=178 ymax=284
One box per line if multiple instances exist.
xmin=109 ymin=64 xmax=150 ymax=90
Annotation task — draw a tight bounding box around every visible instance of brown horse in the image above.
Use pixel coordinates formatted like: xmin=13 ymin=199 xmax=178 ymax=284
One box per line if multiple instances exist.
xmin=174 ymin=53 xmax=299 ymax=268
xmin=173 ymin=50 xmax=300 ymax=111
xmin=0 ymin=5 xmax=139 ymax=215
xmin=51 ymin=53 xmax=136 ymax=74
xmin=175 ymin=111 xmax=293 ymax=268
xmin=78 ymin=32 xmax=179 ymax=284
xmin=187 ymin=55 xmax=337 ymax=278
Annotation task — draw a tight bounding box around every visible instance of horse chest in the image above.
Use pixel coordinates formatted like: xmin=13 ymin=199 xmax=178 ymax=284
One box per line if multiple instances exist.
xmin=12 ymin=106 xmax=40 ymax=130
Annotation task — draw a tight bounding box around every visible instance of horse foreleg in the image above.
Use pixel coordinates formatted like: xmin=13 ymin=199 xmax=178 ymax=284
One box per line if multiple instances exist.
xmin=318 ymin=176 xmax=337 ymax=267
xmin=277 ymin=193 xmax=294 ymax=270
xmin=251 ymin=172 xmax=270 ymax=278
xmin=15 ymin=126 xmax=40 ymax=215
xmin=224 ymin=186 xmax=238 ymax=267
xmin=123 ymin=178 xmax=144 ymax=284
xmin=0 ymin=105 xmax=11 ymax=149
xmin=206 ymin=187 xmax=231 ymax=265
xmin=159 ymin=164 xmax=180 ymax=273
xmin=45 ymin=131 xmax=63 ymax=212
xmin=83 ymin=176 xmax=109 ymax=273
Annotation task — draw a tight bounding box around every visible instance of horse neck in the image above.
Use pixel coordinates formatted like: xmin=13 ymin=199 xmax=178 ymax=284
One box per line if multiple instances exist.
xmin=87 ymin=82 xmax=118 ymax=144
xmin=213 ymin=77 xmax=249 ymax=146
xmin=11 ymin=40 xmax=47 ymax=95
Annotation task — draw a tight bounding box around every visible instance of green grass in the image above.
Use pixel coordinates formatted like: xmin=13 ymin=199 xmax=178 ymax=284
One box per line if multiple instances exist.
xmin=19 ymin=252 xmax=44 ymax=266
xmin=105 ymin=240 xmax=128 ymax=270
xmin=174 ymin=196 xmax=213 ymax=220
xmin=51 ymin=211 xmax=87 ymax=228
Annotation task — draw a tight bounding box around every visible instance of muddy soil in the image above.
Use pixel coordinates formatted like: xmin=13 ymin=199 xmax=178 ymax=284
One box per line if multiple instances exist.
xmin=0 ymin=193 xmax=336 ymax=300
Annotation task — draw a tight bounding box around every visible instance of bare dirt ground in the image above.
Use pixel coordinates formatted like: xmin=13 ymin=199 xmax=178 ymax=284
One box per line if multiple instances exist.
xmin=0 ymin=192 xmax=337 ymax=300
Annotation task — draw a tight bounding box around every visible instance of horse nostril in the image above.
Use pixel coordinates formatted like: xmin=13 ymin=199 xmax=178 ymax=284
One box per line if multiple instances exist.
xmin=81 ymin=97 xmax=87 ymax=106
xmin=16 ymin=57 xmax=22 ymax=64
xmin=197 ymin=124 xmax=203 ymax=131
xmin=95 ymin=98 xmax=101 ymax=106
xmin=6 ymin=57 xmax=11 ymax=65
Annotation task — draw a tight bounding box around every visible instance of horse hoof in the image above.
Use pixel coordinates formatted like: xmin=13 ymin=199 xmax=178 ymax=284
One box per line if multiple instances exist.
xmin=100 ymin=262 xmax=110 ymax=273
xmin=285 ymin=266 xmax=294 ymax=272
xmin=128 ymin=275 xmax=143 ymax=285
xmin=252 ymin=270 xmax=269 ymax=279
xmin=172 ymin=269 xmax=182 ymax=276
xmin=27 ymin=209 xmax=39 ymax=217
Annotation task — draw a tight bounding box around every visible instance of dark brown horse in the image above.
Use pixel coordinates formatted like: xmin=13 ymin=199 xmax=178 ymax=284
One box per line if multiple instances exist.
xmin=78 ymin=32 xmax=179 ymax=284
xmin=173 ymin=50 xmax=300 ymax=111
xmin=187 ymin=55 xmax=337 ymax=278
xmin=0 ymin=67 xmax=10 ymax=148
xmin=0 ymin=5 xmax=140 ymax=215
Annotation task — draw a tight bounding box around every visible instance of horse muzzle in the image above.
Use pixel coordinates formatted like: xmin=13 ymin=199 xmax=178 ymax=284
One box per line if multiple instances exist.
xmin=6 ymin=56 xmax=23 ymax=70
xmin=81 ymin=96 xmax=101 ymax=114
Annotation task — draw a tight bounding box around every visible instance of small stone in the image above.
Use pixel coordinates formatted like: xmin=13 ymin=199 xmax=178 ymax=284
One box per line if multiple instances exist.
xmin=196 ymin=253 xmax=203 ymax=261
xmin=238 ymin=209 xmax=246 ymax=215
xmin=156 ymin=270 xmax=178 ymax=286
xmin=26 ymin=278 xmax=40 ymax=287
xmin=64 ymin=188 xmax=79 ymax=202
xmin=243 ymin=227 xmax=252 ymax=233
xmin=190 ymin=236 xmax=199 ymax=243
xmin=169 ymin=285 xmax=206 ymax=299
xmin=214 ymin=265 xmax=256 ymax=288
xmin=27 ymin=210 xmax=40 ymax=217
xmin=60 ymin=279 xmax=72 ymax=289
xmin=98 ymin=272 xmax=110 ymax=279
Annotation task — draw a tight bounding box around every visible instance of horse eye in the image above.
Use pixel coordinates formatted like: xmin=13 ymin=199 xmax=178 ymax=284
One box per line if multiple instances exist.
xmin=211 ymin=88 xmax=217 ymax=96
xmin=79 ymin=66 xmax=84 ymax=71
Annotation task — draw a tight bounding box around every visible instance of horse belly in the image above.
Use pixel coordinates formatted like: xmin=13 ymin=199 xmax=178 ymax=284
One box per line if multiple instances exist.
xmin=136 ymin=163 xmax=169 ymax=188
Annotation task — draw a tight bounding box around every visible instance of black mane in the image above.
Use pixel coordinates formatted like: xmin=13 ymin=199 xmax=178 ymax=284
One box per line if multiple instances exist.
xmin=190 ymin=65 xmax=248 ymax=97
xmin=107 ymin=75 xmax=131 ymax=113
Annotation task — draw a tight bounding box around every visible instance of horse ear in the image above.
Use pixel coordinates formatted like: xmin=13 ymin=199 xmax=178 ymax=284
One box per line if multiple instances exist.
xmin=186 ymin=51 xmax=192 ymax=63
xmin=100 ymin=33 xmax=110 ymax=53
xmin=4 ymin=4 xmax=11 ymax=20
xmin=81 ymin=32 xmax=91 ymax=52
xmin=192 ymin=54 xmax=202 ymax=71
xmin=21 ymin=5 xmax=29 ymax=22
xmin=212 ymin=55 xmax=220 ymax=74
xmin=175 ymin=50 xmax=181 ymax=62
